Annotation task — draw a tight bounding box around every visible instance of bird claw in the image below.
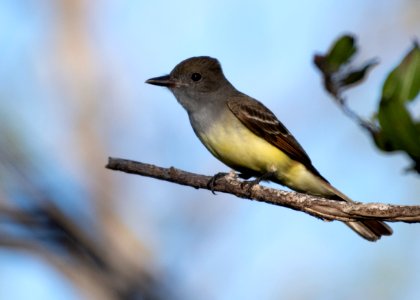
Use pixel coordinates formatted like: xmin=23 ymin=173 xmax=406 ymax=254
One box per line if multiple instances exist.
xmin=240 ymin=178 xmax=260 ymax=195
xmin=240 ymin=172 xmax=276 ymax=196
xmin=207 ymin=172 xmax=229 ymax=194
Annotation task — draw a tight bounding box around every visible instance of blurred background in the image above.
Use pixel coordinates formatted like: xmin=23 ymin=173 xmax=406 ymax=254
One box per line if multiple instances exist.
xmin=0 ymin=1 xmax=419 ymax=299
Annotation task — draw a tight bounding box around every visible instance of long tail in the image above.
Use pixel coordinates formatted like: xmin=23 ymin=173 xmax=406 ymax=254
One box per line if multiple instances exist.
xmin=323 ymin=181 xmax=393 ymax=242
xmin=345 ymin=220 xmax=392 ymax=242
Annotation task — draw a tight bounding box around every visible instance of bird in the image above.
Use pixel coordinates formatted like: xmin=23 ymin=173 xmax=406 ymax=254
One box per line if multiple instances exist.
xmin=145 ymin=56 xmax=392 ymax=241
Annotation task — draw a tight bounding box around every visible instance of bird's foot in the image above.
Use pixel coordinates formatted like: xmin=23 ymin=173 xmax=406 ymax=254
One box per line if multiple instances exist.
xmin=238 ymin=172 xmax=253 ymax=180
xmin=207 ymin=172 xmax=229 ymax=195
xmin=240 ymin=172 xmax=276 ymax=195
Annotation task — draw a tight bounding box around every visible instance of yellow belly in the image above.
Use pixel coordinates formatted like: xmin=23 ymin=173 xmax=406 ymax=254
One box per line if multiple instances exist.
xmin=195 ymin=111 xmax=335 ymax=197
xmin=197 ymin=111 xmax=292 ymax=175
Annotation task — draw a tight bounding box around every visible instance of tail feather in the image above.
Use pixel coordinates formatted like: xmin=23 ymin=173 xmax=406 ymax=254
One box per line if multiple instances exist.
xmin=345 ymin=220 xmax=393 ymax=242
xmin=320 ymin=180 xmax=393 ymax=242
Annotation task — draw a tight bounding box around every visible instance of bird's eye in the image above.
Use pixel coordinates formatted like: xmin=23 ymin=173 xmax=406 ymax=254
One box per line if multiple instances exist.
xmin=191 ymin=73 xmax=202 ymax=82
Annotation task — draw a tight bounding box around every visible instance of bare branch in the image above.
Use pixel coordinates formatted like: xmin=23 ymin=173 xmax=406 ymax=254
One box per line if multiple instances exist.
xmin=106 ymin=157 xmax=420 ymax=223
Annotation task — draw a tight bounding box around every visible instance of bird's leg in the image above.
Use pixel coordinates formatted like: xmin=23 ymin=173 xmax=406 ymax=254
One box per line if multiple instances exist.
xmin=240 ymin=171 xmax=276 ymax=194
xmin=207 ymin=172 xmax=229 ymax=195
xmin=238 ymin=173 xmax=253 ymax=180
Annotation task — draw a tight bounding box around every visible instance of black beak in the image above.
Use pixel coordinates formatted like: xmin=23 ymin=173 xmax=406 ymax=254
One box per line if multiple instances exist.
xmin=145 ymin=75 xmax=175 ymax=87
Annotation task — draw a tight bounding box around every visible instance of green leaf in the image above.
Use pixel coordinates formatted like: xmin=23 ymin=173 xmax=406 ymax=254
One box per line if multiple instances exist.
xmin=376 ymin=43 xmax=420 ymax=162
xmin=339 ymin=59 xmax=378 ymax=88
xmin=382 ymin=43 xmax=420 ymax=103
xmin=377 ymin=100 xmax=420 ymax=154
xmin=326 ymin=35 xmax=357 ymax=73
xmin=313 ymin=34 xmax=376 ymax=97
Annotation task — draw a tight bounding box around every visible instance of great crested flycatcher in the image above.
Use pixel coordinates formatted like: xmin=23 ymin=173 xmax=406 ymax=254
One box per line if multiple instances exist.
xmin=146 ymin=56 xmax=392 ymax=241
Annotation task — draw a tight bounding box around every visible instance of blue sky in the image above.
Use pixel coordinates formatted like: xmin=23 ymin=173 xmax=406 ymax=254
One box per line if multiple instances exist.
xmin=0 ymin=1 xmax=419 ymax=299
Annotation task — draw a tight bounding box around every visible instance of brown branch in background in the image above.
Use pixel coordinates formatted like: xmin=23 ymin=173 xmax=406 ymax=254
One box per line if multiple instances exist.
xmin=0 ymin=197 xmax=168 ymax=300
xmin=325 ymin=92 xmax=378 ymax=135
xmin=0 ymin=233 xmax=113 ymax=300
xmin=0 ymin=197 xmax=169 ymax=300
xmin=106 ymin=157 xmax=420 ymax=223
xmin=322 ymin=88 xmax=389 ymax=149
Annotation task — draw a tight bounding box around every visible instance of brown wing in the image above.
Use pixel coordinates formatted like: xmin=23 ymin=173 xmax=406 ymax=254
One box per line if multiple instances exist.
xmin=228 ymin=96 xmax=393 ymax=241
xmin=227 ymin=95 xmax=325 ymax=179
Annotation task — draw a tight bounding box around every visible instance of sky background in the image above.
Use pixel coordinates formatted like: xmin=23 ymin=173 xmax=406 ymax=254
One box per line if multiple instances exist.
xmin=0 ymin=1 xmax=420 ymax=299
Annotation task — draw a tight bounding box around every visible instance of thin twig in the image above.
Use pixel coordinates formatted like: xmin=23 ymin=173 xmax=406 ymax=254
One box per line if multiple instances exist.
xmin=106 ymin=157 xmax=420 ymax=223
xmin=331 ymin=93 xmax=378 ymax=135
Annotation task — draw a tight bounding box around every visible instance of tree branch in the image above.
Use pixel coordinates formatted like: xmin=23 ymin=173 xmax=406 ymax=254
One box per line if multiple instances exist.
xmin=106 ymin=157 xmax=420 ymax=223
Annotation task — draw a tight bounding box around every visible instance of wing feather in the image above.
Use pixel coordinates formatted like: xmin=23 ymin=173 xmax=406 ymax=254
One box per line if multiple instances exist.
xmin=227 ymin=96 xmax=325 ymax=179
